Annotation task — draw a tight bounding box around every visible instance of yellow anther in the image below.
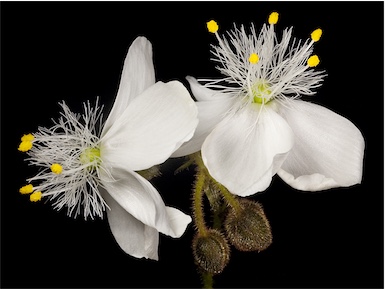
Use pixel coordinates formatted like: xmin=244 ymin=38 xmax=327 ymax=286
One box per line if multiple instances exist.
xmin=311 ymin=28 xmax=323 ymax=42
xmin=249 ymin=53 xmax=260 ymax=64
xmin=51 ymin=163 xmax=63 ymax=174
xmin=21 ymin=133 xmax=34 ymax=142
xmin=268 ymin=12 xmax=279 ymax=25
xmin=30 ymin=191 xmax=42 ymax=202
xmin=207 ymin=20 xmax=219 ymax=33
xmin=19 ymin=184 xmax=34 ymax=194
xmin=308 ymin=55 xmax=320 ymax=67
xmin=18 ymin=141 xmax=33 ymax=152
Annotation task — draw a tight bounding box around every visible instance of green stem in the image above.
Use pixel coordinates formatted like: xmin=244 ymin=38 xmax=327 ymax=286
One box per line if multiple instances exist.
xmin=193 ymin=161 xmax=208 ymax=236
xmin=193 ymin=161 xmax=214 ymax=288
xmin=194 ymin=152 xmax=241 ymax=214
xmin=218 ymin=183 xmax=241 ymax=213
xmin=202 ymin=271 xmax=214 ymax=289
xmin=212 ymin=202 xmax=228 ymax=230
xmin=211 ymin=178 xmax=242 ymax=215
xmin=174 ymin=156 xmax=195 ymax=174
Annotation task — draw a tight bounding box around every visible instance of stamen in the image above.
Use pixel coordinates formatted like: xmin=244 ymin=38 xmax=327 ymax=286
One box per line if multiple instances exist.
xmin=268 ymin=12 xmax=279 ymax=25
xmin=19 ymin=99 xmax=107 ymax=219
xmin=205 ymin=10 xmax=326 ymax=111
xmin=308 ymin=55 xmax=320 ymax=67
xmin=18 ymin=141 xmax=33 ymax=152
xmin=311 ymin=28 xmax=322 ymax=42
xmin=21 ymin=133 xmax=34 ymax=142
xmin=30 ymin=191 xmax=42 ymax=202
xmin=19 ymin=184 xmax=34 ymax=194
xmin=249 ymin=53 xmax=259 ymax=64
xmin=51 ymin=163 xmax=63 ymax=174
xmin=207 ymin=20 xmax=219 ymax=33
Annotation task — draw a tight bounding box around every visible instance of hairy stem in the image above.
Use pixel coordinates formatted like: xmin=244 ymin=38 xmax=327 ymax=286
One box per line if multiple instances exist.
xmin=193 ymin=160 xmax=208 ymax=236
xmin=202 ymin=271 xmax=214 ymax=289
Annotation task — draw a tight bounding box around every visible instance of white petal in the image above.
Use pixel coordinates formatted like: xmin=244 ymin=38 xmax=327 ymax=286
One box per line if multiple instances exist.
xmin=277 ymin=100 xmax=365 ymax=191
xmin=277 ymin=170 xmax=339 ymax=191
xmin=186 ymin=76 xmax=226 ymax=101
xmin=100 ymin=167 xmax=192 ymax=238
xmin=101 ymin=80 xmax=198 ymax=171
xmin=202 ymin=104 xmax=294 ymax=196
xmin=100 ymin=187 xmax=159 ymax=260
xmin=164 ymin=207 xmax=194 ymax=238
xmin=172 ymin=81 xmax=236 ymax=157
xmin=102 ymin=37 xmax=155 ymax=136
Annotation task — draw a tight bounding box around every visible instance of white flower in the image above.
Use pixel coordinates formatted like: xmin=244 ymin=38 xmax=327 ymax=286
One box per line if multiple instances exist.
xmin=18 ymin=36 xmax=199 ymax=260
xmin=173 ymin=13 xmax=365 ymax=196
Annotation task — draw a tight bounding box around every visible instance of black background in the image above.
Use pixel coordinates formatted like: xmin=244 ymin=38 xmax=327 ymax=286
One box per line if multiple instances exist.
xmin=1 ymin=1 xmax=384 ymax=288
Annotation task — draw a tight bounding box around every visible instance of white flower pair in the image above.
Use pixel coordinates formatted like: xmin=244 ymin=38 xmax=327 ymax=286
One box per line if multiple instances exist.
xmin=19 ymin=12 xmax=365 ymax=260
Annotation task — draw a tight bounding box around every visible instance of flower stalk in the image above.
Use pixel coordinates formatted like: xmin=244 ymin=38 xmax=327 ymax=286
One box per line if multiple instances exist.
xmin=193 ymin=162 xmax=208 ymax=236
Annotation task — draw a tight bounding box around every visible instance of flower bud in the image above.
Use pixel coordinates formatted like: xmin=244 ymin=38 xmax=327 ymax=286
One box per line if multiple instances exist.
xmin=225 ymin=199 xmax=272 ymax=252
xmin=192 ymin=229 xmax=230 ymax=274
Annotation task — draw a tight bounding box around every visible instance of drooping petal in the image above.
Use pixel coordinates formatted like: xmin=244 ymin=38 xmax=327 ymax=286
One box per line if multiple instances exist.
xmin=202 ymin=103 xmax=294 ymax=196
xmin=186 ymin=76 xmax=227 ymax=101
xmin=101 ymin=80 xmax=198 ymax=171
xmin=173 ymin=77 xmax=236 ymax=157
xmin=102 ymin=37 xmax=156 ymax=136
xmin=277 ymin=100 xmax=365 ymax=191
xmin=100 ymin=167 xmax=192 ymax=239
xmin=100 ymin=187 xmax=159 ymax=260
xmin=164 ymin=206 xmax=193 ymax=238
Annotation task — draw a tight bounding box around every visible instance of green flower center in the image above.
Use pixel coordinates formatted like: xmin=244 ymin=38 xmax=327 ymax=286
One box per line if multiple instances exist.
xmin=80 ymin=147 xmax=101 ymax=168
xmin=251 ymin=81 xmax=272 ymax=104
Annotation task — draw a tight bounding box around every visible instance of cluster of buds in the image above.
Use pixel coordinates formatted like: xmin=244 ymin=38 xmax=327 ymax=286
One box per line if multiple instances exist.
xmin=189 ymin=153 xmax=272 ymax=275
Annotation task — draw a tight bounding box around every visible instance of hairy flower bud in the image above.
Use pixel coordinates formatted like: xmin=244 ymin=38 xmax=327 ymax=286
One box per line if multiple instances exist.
xmin=225 ymin=199 xmax=272 ymax=252
xmin=192 ymin=229 xmax=230 ymax=274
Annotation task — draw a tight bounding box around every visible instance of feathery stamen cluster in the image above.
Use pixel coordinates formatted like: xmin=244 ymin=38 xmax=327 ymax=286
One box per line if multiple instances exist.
xmin=204 ymin=12 xmax=326 ymax=106
xmin=18 ymin=100 xmax=109 ymax=219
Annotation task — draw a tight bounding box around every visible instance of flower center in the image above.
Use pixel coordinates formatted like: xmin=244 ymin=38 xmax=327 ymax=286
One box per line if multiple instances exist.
xmin=251 ymin=81 xmax=272 ymax=104
xmin=80 ymin=147 xmax=101 ymax=169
